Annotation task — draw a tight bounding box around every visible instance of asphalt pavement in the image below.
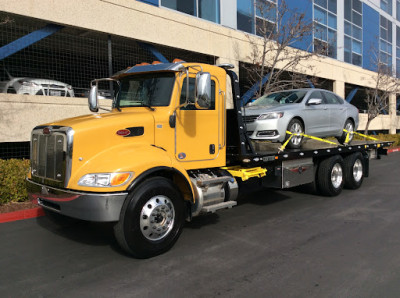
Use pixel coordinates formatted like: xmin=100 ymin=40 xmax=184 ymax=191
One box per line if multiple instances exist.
xmin=1 ymin=153 xmax=400 ymax=297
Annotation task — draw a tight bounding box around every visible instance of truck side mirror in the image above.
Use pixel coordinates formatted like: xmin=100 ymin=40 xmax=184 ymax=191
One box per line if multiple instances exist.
xmin=89 ymin=85 xmax=99 ymax=112
xmin=195 ymin=72 xmax=211 ymax=109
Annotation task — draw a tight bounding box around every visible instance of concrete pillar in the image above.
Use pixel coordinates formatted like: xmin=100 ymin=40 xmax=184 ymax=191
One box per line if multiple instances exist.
xmin=333 ymin=80 xmax=345 ymax=98
xmin=389 ymin=93 xmax=397 ymax=134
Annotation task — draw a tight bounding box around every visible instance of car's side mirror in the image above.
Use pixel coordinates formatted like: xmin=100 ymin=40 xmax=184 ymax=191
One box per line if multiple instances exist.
xmin=195 ymin=72 xmax=211 ymax=109
xmin=307 ymin=98 xmax=322 ymax=106
xmin=89 ymin=85 xmax=99 ymax=112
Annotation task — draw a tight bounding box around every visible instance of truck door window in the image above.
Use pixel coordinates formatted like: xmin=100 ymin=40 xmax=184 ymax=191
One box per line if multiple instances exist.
xmin=180 ymin=77 xmax=215 ymax=110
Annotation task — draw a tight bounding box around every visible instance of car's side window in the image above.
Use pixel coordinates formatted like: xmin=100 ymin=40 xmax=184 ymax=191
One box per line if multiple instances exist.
xmin=180 ymin=77 xmax=215 ymax=110
xmin=308 ymin=91 xmax=324 ymax=103
xmin=323 ymin=92 xmax=342 ymax=104
xmin=335 ymin=94 xmax=345 ymax=104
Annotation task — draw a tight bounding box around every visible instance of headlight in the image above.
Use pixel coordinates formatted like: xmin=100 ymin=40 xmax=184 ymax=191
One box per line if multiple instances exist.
xmin=78 ymin=172 xmax=133 ymax=187
xmin=258 ymin=112 xmax=284 ymax=120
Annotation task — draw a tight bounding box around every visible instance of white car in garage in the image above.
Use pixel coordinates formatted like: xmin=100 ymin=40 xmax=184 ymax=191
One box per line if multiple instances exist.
xmin=0 ymin=77 xmax=74 ymax=97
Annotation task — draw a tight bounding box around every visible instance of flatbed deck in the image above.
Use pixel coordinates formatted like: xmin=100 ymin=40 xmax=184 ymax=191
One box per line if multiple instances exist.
xmin=228 ymin=139 xmax=393 ymax=165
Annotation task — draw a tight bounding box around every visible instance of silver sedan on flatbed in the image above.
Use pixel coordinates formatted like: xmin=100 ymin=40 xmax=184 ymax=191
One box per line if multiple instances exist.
xmin=243 ymin=88 xmax=359 ymax=149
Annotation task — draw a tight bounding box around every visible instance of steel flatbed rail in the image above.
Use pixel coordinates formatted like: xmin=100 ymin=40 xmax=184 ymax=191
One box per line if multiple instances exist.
xmin=227 ymin=140 xmax=394 ymax=166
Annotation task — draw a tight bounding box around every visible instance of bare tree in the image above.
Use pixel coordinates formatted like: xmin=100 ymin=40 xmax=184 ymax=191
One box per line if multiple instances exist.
xmin=364 ymin=49 xmax=399 ymax=134
xmin=243 ymin=0 xmax=324 ymax=99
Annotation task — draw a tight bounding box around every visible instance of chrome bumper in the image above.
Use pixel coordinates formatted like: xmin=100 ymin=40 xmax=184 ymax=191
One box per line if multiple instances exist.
xmin=26 ymin=179 xmax=127 ymax=222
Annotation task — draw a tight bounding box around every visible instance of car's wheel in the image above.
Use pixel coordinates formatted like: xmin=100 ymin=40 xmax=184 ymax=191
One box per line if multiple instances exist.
xmin=337 ymin=119 xmax=354 ymax=144
xmin=343 ymin=152 xmax=364 ymax=189
xmin=317 ymin=155 xmax=345 ymax=196
xmin=114 ymin=177 xmax=185 ymax=258
xmin=285 ymin=118 xmax=304 ymax=149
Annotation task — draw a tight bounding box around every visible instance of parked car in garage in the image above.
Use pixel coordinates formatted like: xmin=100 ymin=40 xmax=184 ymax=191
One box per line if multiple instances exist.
xmin=0 ymin=77 xmax=74 ymax=97
xmin=243 ymin=88 xmax=359 ymax=149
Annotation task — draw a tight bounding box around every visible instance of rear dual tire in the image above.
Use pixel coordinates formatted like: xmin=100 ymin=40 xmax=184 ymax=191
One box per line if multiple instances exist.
xmin=317 ymin=155 xmax=344 ymax=196
xmin=316 ymin=153 xmax=365 ymax=196
xmin=343 ymin=152 xmax=364 ymax=189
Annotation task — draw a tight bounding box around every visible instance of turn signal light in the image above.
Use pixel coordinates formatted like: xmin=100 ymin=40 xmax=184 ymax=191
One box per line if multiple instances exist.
xmin=111 ymin=173 xmax=131 ymax=186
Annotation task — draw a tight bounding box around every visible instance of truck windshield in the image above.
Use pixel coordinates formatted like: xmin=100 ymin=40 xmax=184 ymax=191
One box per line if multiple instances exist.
xmin=116 ymin=72 xmax=175 ymax=108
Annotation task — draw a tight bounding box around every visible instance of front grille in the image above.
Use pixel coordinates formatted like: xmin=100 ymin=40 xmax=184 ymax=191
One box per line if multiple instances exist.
xmin=36 ymin=89 xmax=66 ymax=96
xmin=31 ymin=126 xmax=73 ymax=187
xmin=41 ymin=84 xmax=65 ymax=88
xmin=243 ymin=115 xmax=259 ymax=123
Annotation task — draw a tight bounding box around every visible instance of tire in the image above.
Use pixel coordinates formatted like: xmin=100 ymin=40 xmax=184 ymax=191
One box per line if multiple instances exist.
xmin=317 ymin=155 xmax=345 ymax=196
xmin=114 ymin=177 xmax=185 ymax=258
xmin=285 ymin=118 xmax=304 ymax=149
xmin=343 ymin=152 xmax=364 ymax=189
xmin=337 ymin=119 xmax=354 ymax=144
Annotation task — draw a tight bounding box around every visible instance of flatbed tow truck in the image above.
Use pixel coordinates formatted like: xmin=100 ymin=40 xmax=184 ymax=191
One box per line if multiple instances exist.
xmin=26 ymin=61 xmax=392 ymax=258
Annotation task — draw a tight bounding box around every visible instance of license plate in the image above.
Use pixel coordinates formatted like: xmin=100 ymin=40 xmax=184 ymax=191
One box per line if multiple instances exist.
xmin=49 ymin=90 xmax=62 ymax=96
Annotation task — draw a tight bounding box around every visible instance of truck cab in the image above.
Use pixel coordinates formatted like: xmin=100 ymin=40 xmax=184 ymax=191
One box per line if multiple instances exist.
xmin=27 ymin=61 xmax=239 ymax=257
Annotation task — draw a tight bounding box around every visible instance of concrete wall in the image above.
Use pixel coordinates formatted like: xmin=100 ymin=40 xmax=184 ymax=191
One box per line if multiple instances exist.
xmin=0 ymin=94 xmax=111 ymax=142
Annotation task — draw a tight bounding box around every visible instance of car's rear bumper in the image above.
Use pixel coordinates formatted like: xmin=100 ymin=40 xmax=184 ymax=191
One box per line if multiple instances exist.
xmin=27 ymin=178 xmax=127 ymax=222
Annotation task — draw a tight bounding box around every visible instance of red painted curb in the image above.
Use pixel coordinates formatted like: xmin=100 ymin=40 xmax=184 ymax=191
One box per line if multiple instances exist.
xmin=0 ymin=207 xmax=45 ymax=224
xmin=388 ymin=147 xmax=400 ymax=154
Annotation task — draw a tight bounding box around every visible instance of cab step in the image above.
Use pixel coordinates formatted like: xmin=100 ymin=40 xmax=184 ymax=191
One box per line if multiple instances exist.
xmin=201 ymin=201 xmax=237 ymax=213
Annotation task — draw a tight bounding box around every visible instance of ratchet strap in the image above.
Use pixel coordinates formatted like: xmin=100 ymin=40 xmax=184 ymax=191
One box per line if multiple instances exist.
xmin=279 ymin=131 xmax=337 ymax=152
xmin=343 ymin=129 xmax=378 ymax=143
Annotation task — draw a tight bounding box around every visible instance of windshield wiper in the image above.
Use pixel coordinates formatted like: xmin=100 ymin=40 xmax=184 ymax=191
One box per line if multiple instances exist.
xmin=141 ymin=103 xmax=155 ymax=111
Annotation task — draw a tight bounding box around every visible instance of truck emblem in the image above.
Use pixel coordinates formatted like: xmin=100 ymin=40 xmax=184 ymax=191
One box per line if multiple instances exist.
xmin=178 ymin=153 xmax=186 ymax=159
xmin=41 ymin=186 xmax=49 ymax=195
xmin=43 ymin=127 xmax=52 ymax=135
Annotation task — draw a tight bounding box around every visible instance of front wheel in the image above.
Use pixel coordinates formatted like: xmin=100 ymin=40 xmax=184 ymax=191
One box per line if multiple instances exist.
xmin=114 ymin=177 xmax=185 ymax=258
xmin=285 ymin=118 xmax=304 ymax=149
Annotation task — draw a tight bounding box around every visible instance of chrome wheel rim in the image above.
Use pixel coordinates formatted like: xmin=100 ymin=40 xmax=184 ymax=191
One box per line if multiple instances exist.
xmin=345 ymin=122 xmax=354 ymax=142
xmin=140 ymin=195 xmax=175 ymax=241
xmin=290 ymin=122 xmax=303 ymax=145
xmin=353 ymin=159 xmax=363 ymax=182
xmin=331 ymin=163 xmax=343 ymax=189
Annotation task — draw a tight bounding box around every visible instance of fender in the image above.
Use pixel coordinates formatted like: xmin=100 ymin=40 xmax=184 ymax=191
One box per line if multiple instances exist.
xmin=127 ymin=166 xmax=195 ymax=202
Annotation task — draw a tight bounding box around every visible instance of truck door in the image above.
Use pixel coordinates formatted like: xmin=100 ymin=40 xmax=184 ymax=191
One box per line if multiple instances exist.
xmin=175 ymin=76 xmax=220 ymax=162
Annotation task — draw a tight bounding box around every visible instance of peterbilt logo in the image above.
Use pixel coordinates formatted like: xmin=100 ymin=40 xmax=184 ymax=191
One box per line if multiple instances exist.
xmin=43 ymin=127 xmax=52 ymax=134
xmin=41 ymin=186 xmax=49 ymax=195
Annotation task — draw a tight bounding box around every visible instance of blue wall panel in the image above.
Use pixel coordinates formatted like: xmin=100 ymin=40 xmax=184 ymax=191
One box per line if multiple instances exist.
xmin=362 ymin=3 xmax=379 ymax=72
xmin=137 ymin=0 xmax=159 ymax=6
xmin=284 ymin=0 xmax=313 ymax=52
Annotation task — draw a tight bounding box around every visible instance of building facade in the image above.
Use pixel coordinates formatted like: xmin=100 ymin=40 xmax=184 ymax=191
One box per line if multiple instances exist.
xmin=0 ymin=0 xmax=399 ymax=157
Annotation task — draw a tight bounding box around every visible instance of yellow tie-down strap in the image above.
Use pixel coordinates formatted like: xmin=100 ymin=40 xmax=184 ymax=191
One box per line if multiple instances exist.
xmin=343 ymin=129 xmax=379 ymax=143
xmin=279 ymin=131 xmax=337 ymax=152
xmin=221 ymin=166 xmax=267 ymax=181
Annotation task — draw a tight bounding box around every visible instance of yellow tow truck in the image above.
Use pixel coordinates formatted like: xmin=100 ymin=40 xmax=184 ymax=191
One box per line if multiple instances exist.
xmin=27 ymin=61 xmax=392 ymax=258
